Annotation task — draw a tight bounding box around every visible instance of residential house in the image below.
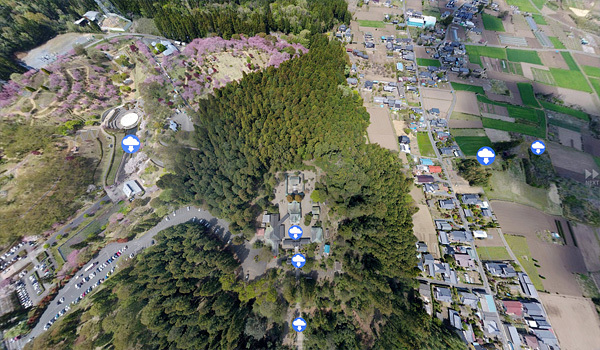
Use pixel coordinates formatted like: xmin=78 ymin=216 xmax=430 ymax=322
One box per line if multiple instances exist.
xmin=518 ymin=272 xmax=539 ymax=298
xmin=455 ymin=253 xmax=475 ymax=269
xmin=481 ymin=208 xmax=493 ymax=217
xmin=416 ymin=175 xmax=435 ymax=184
xmin=502 ymin=300 xmax=523 ymax=317
xmin=449 ymin=231 xmax=473 ymax=243
xmin=424 ymin=183 xmax=440 ymax=193
xmin=420 ymin=158 xmax=434 ymax=166
xmin=364 ymin=80 xmax=374 ymax=90
xmin=416 ymin=242 xmax=428 ymax=253
xmin=461 ymin=194 xmax=482 ymax=205
xmin=460 ymin=292 xmax=479 ymax=308
xmin=347 ymin=77 xmax=358 ymax=85
xmin=434 ymin=287 xmax=452 ymax=303
xmin=436 ymin=131 xmax=450 ymax=140
xmin=399 ymin=135 xmax=410 ymax=144
xmin=485 ymin=262 xmax=517 ymax=278
xmin=439 ymin=199 xmax=455 ymax=210
xmin=429 ymin=108 xmax=440 ymax=116
xmin=435 ymin=220 xmax=452 ymax=231
xmin=428 ymin=165 xmax=442 ymax=173
xmin=507 ymin=325 xmax=522 ymax=348
xmin=374 ymin=96 xmax=385 ymax=104
xmin=122 ymin=180 xmax=143 ymax=198
xmin=449 ymin=309 xmax=462 ymax=329
xmin=532 ymin=329 xmax=558 ymax=347
xmin=526 ymin=317 xmax=551 ymax=330
xmin=523 ymin=302 xmax=544 ymax=317
xmin=439 ymin=231 xmax=450 ymax=245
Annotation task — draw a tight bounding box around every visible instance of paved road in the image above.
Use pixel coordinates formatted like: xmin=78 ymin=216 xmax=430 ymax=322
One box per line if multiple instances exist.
xmin=416 ymin=277 xmax=483 ymax=291
xmin=17 ymin=206 xmax=232 ymax=348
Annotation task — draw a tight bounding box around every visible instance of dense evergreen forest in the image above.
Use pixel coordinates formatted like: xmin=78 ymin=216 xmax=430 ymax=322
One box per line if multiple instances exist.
xmin=0 ymin=0 xmax=98 ymax=79
xmin=28 ymin=223 xmax=292 ymax=349
xmin=155 ymin=36 xmax=465 ymax=348
xmin=110 ymin=0 xmax=350 ymax=41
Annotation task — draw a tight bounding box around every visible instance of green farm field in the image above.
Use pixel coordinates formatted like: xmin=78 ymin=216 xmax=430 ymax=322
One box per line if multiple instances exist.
xmin=507 ymin=49 xmax=542 ymax=65
xmin=560 ymin=52 xmax=579 ymax=71
xmin=477 ymin=246 xmax=512 ymax=261
xmin=532 ymin=14 xmax=547 ymax=25
xmin=455 ymin=136 xmax=493 ymax=156
xmin=517 ymin=83 xmax=540 ymax=107
xmin=482 ymin=13 xmax=505 ymax=31
xmin=549 ymin=37 xmax=566 ymax=49
xmin=417 ymin=132 xmax=435 ymax=156
xmin=465 ymin=46 xmax=506 ymax=65
xmin=583 ymin=65 xmax=600 ymax=78
xmin=417 ymin=58 xmax=441 ymax=67
xmin=504 ymin=235 xmax=545 ymax=291
xmin=532 ymin=68 xmax=555 ymax=85
xmin=550 ymin=68 xmax=592 ymax=92
xmin=358 ymin=20 xmax=386 ymax=28
xmin=539 ymin=101 xmax=589 ymax=121
xmin=507 ymin=105 xmax=545 ymax=124
xmin=481 ymin=118 xmax=545 ymax=138
xmin=451 ymin=82 xmax=485 ymax=94
xmin=506 ymin=0 xmax=540 ymax=13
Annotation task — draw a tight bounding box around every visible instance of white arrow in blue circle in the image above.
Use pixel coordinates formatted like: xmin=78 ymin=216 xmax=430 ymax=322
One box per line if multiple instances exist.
xmin=288 ymin=225 xmax=303 ymax=240
xmin=291 ymin=254 xmax=306 ymax=268
xmin=530 ymin=140 xmax=546 ymax=155
xmin=121 ymin=135 xmax=141 ymax=154
xmin=292 ymin=317 xmax=307 ymax=332
xmin=476 ymin=146 xmax=496 ymax=166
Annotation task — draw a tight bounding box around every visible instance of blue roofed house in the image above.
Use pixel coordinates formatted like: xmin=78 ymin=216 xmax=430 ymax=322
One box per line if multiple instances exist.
xmin=420 ymin=158 xmax=434 ymax=166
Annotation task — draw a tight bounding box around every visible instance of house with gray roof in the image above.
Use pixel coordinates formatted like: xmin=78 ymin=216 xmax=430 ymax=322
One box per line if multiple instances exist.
xmin=461 ymin=194 xmax=482 ymax=205
xmin=439 ymin=199 xmax=455 ymax=210
xmin=449 ymin=231 xmax=473 ymax=243
xmin=485 ymin=262 xmax=517 ymax=278
xmin=435 ymin=220 xmax=452 ymax=231
xmin=449 ymin=309 xmax=462 ymax=329
xmin=434 ymin=286 xmax=452 ymax=303
xmin=460 ymin=292 xmax=479 ymax=308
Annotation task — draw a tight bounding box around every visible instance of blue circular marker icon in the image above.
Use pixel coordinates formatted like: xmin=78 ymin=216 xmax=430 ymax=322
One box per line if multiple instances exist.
xmin=288 ymin=225 xmax=303 ymax=240
xmin=530 ymin=140 xmax=546 ymax=155
xmin=292 ymin=317 xmax=307 ymax=332
xmin=476 ymin=146 xmax=496 ymax=166
xmin=121 ymin=135 xmax=141 ymax=154
xmin=291 ymin=253 xmax=306 ymax=268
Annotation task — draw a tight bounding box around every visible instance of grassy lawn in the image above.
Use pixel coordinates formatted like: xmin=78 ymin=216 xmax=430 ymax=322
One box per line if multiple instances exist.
xmin=417 ymin=132 xmax=435 ymax=156
xmin=506 ymin=0 xmax=540 ymax=13
xmin=504 ymin=235 xmax=545 ymax=291
xmin=539 ymin=100 xmax=589 ymax=121
xmin=507 ymin=49 xmax=542 ymax=64
xmin=517 ymin=82 xmax=540 ymax=107
xmin=477 ymin=246 xmax=512 ymax=261
xmin=455 ymin=136 xmax=493 ymax=156
xmin=590 ymin=78 xmax=600 ymax=100
xmin=583 ymin=65 xmax=600 ymax=78
xmin=507 ymin=105 xmax=545 ymax=124
xmin=482 ymin=13 xmax=505 ymax=32
xmin=358 ymin=20 xmax=386 ymax=28
xmin=465 ymin=46 xmax=506 ymax=65
xmin=417 ymin=58 xmax=441 ymax=67
xmin=451 ymin=111 xmax=481 ymax=120
xmin=560 ymin=52 xmax=580 ymax=71
xmin=550 ymin=68 xmax=592 ymax=92
xmin=532 ymin=14 xmax=547 ymax=25
xmin=486 ymin=162 xmax=562 ymax=215
xmin=481 ymin=118 xmax=545 ymax=138
xmin=549 ymin=36 xmax=566 ymax=49
xmin=451 ymin=82 xmax=485 ymax=94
